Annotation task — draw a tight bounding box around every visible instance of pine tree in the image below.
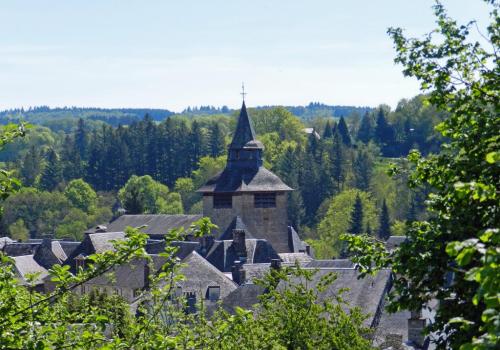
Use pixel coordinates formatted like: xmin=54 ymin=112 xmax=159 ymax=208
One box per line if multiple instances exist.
xmin=39 ymin=148 xmax=63 ymax=191
xmin=322 ymin=121 xmax=333 ymax=138
xmin=357 ymin=112 xmax=374 ymax=143
xmin=348 ymin=194 xmax=363 ymax=234
xmin=353 ymin=148 xmax=373 ymax=191
xmin=209 ymin=122 xmax=225 ymax=158
xmin=330 ymin=131 xmax=345 ymax=193
xmin=377 ymin=199 xmax=391 ymax=240
xmin=20 ymin=146 xmax=43 ymax=187
xmin=337 ymin=117 xmax=351 ymax=146
xmin=74 ymin=118 xmax=88 ymax=159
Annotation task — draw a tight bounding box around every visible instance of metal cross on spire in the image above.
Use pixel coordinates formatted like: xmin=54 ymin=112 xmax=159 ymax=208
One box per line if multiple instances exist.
xmin=240 ymin=82 xmax=247 ymax=102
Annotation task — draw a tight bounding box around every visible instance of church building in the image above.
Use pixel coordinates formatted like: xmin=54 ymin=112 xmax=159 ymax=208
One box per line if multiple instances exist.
xmin=198 ymin=101 xmax=304 ymax=253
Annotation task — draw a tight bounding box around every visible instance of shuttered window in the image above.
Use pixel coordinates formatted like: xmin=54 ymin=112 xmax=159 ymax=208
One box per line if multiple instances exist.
xmin=254 ymin=193 xmax=276 ymax=208
xmin=214 ymin=194 xmax=232 ymax=208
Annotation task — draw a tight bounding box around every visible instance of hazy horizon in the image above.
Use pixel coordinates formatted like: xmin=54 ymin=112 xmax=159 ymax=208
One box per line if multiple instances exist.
xmin=0 ymin=0 xmax=490 ymax=112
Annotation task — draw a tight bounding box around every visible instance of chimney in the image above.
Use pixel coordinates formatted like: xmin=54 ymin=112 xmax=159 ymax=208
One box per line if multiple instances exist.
xmin=408 ymin=309 xmax=426 ymax=347
xmin=95 ymin=225 xmax=107 ymax=233
xmin=231 ymin=260 xmax=246 ymax=285
xmin=270 ymin=259 xmax=281 ymax=270
xmin=232 ymin=229 xmax=247 ymax=258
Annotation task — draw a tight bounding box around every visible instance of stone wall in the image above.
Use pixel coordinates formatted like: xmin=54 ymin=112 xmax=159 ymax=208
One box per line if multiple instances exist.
xmin=203 ymin=192 xmax=291 ymax=252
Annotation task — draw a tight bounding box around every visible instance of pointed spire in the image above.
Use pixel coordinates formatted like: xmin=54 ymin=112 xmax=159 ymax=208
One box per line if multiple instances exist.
xmin=230 ymin=101 xmax=257 ymax=149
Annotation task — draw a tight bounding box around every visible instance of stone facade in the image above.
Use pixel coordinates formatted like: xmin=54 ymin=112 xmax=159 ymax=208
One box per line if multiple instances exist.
xmin=202 ymin=192 xmax=290 ymax=252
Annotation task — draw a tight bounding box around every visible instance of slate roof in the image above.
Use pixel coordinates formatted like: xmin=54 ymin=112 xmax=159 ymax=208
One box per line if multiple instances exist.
xmin=0 ymin=237 xmax=15 ymax=249
xmin=88 ymin=232 xmax=126 ymax=253
xmin=279 ymin=252 xmax=313 ymax=265
xmin=229 ymin=101 xmax=259 ymax=150
xmin=102 ymin=214 xmax=203 ymax=238
xmin=12 ymin=255 xmax=49 ymax=285
xmin=218 ymin=216 xmax=255 ymax=240
xmin=303 ymin=128 xmax=321 ymax=140
xmin=222 ymin=283 xmax=266 ymax=313
xmin=282 ymin=268 xmax=392 ymax=328
xmin=145 ymin=239 xmax=199 ymax=260
xmin=306 ymin=259 xmax=354 ymax=268
xmin=177 ymin=251 xmax=237 ymax=299
xmin=288 ymin=226 xmax=307 ymax=253
xmin=241 ymin=263 xmax=271 ymax=282
xmin=2 ymin=242 xmax=40 ymax=256
xmin=197 ymin=166 xmax=292 ymax=193
xmin=206 ymin=239 xmax=280 ymax=272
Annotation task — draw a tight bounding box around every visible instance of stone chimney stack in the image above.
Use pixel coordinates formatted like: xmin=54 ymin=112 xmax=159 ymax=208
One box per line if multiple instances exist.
xmin=232 ymin=229 xmax=247 ymax=259
xmin=231 ymin=260 xmax=246 ymax=285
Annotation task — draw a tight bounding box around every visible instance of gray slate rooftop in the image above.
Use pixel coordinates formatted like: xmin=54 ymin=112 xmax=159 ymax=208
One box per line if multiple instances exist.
xmin=197 ymin=166 xmax=292 ymax=193
xmin=100 ymin=214 xmax=203 ymax=238
xmin=12 ymin=255 xmax=49 ymax=285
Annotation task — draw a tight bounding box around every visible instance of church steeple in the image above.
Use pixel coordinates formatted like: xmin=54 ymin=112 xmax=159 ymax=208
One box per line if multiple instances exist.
xmin=227 ymin=101 xmax=264 ymax=169
xmin=229 ymin=101 xmax=258 ymax=150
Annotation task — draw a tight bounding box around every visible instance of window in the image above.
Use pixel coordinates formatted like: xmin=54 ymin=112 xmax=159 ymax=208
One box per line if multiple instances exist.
xmin=254 ymin=193 xmax=276 ymax=208
xmin=206 ymin=286 xmax=221 ymax=301
xmin=214 ymin=194 xmax=232 ymax=208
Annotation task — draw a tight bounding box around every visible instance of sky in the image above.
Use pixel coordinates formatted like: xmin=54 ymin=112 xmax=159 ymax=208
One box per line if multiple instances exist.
xmin=0 ymin=0 xmax=492 ymax=112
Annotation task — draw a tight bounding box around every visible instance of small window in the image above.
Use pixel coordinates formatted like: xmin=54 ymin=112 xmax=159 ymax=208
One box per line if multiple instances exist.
xmin=254 ymin=193 xmax=276 ymax=208
xmin=206 ymin=286 xmax=221 ymax=301
xmin=214 ymin=194 xmax=232 ymax=208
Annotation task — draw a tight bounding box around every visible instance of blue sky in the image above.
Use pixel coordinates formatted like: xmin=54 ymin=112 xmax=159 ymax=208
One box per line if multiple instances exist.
xmin=0 ymin=0 xmax=491 ymax=111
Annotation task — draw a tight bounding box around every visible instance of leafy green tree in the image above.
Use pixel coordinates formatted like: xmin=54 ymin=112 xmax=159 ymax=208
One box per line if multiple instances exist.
xmin=118 ymin=175 xmax=183 ymax=214
xmin=349 ymin=194 xmax=364 ymax=235
xmin=39 ymin=148 xmax=63 ymax=191
xmin=55 ymin=208 xmax=89 ymax=241
xmin=345 ymin=2 xmax=500 ymax=349
xmin=315 ymin=189 xmax=377 ymax=258
xmin=8 ymin=219 xmax=29 ymax=241
xmin=64 ymin=179 xmax=97 ymax=214
xmin=377 ymin=200 xmax=391 ymax=240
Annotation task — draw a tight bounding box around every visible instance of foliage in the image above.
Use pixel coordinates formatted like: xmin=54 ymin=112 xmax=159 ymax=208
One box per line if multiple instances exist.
xmin=376 ymin=200 xmax=391 ymax=240
xmin=345 ymin=2 xmax=500 ymax=349
xmin=316 ymin=189 xmax=378 ymax=258
xmin=64 ymin=179 xmax=98 ymax=214
xmin=349 ymin=194 xmax=364 ymax=235
xmin=8 ymin=219 xmax=29 ymax=242
xmin=118 ymin=175 xmax=183 ymax=215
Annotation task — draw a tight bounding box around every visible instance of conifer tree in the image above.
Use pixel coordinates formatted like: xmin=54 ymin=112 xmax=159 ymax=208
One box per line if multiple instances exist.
xmin=377 ymin=199 xmax=391 ymax=240
xmin=20 ymin=146 xmax=43 ymax=187
xmin=322 ymin=121 xmax=333 ymax=138
xmin=357 ymin=112 xmax=374 ymax=143
xmin=39 ymin=148 xmax=63 ymax=191
xmin=353 ymin=147 xmax=373 ymax=191
xmin=348 ymin=194 xmax=363 ymax=234
xmin=208 ymin=122 xmax=225 ymax=157
xmin=337 ymin=116 xmax=351 ymax=146
xmin=74 ymin=118 xmax=88 ymax=159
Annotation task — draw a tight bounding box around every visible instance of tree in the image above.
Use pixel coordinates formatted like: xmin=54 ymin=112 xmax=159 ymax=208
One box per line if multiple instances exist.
xmin=337 ymin=116 xmax=352 ymax=146
xmin=208 ymin=122 xmax=225 ymax=158
xmin=64 ymin=179 xmax=98 ymax=214
xmin=322 ymin=121 xmax=333 ymax=138
xmin=20 ymin=145 xmax=43 ymax=187
xmin=344 ymin=2 xmax=500 ymax=348
xmin=39 ymin=148 xmax=62 ymax=191
xmin=377 ymin=200 xmax=391 ymax=240
xmin=357 ymin=113 xmax=374 ymax=143
xmin=118 ymin=175 xmax=183 ymax=215
xmin=8 ymin=219 xmax=29 ymax=241
xmin=349 ymin=194 xmax=364 ymax=235
xmin=315 ymin=189 xmax=378 ymax=258
xmin=74 ymin=118 xmax=88 ymax=159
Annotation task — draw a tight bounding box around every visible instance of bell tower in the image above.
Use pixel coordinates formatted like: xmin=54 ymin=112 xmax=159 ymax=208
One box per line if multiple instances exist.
xmin=198 ymin=97 xmax=293 ymax=253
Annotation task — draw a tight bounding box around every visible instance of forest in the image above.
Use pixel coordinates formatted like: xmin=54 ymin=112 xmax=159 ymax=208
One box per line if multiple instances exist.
xmin=1 ymin=94 xmax=446 ymax=258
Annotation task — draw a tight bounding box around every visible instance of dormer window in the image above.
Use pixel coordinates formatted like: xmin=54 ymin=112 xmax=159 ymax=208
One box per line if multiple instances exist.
xmin=75 ymin=254 xmax=86 ymax=270
xmin=254 ymin=193 xmax=276 ymax=208
xmin=206 ymin=286 xmax=221 ymax=301
xmin=214 ymin=194 xmax=232 ymax=208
